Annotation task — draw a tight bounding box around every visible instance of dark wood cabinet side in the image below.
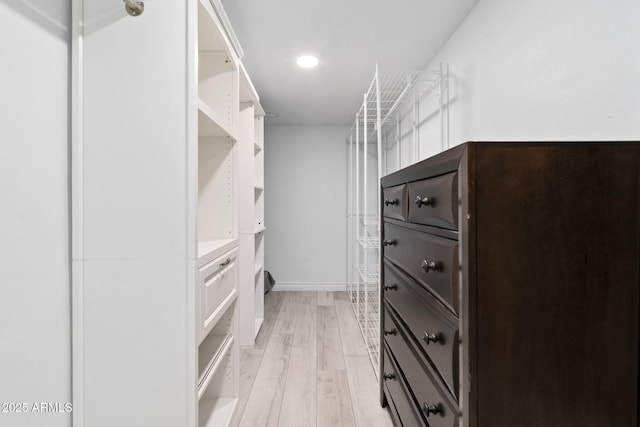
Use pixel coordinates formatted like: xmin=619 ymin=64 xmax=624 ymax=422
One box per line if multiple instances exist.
xmin=472 ymin=143 xmax=639 ymax=427
xmin=380 ymin=142 xmax=640 ymax=427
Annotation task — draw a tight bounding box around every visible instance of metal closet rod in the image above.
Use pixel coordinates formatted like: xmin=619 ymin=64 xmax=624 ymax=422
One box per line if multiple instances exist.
xmin=124 ymin=0 xmax=144 ymax=16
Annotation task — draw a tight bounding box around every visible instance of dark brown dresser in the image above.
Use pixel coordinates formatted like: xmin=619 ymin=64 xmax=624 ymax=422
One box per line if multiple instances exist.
xmin=379 ymin=142 xmax=640 ymax=427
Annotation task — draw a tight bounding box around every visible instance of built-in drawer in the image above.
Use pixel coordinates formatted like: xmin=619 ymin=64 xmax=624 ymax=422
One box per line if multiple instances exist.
xmin=198 ymin=247 xmax=238 ymax=342
xmin=384 ymin=315 xmax=460 ymax=427
xmin=407 ymin=172 xmax=458 ymax=230
xmin=383 ymin=222 xmax=459 ymax=315
xmin=382 ymin=344 xmax=427 ymax=427
xmin=383 ymin=264 xmax=459 ymax=399
xmin=383 ymin=184 xmax=407 ymax=221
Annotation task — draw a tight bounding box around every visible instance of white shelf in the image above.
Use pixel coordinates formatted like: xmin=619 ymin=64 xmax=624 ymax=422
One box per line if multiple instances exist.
xmin=202 ymin=289 xmax=237 ymax=344
xmin=197 ymin=4 xmax=240 ymax=422
xmin=198 ymin=333 xmax=230 ymax=384
xmin=238 ymin=91 xmax=264 ymax=348
xmin=198 ymin=0 xmax=234 ymax=55
xmin=199 ymin=398 xmax=237 ymax=427
xmin=358 ymin=264 xmax=380 ymax=285
xmin=197 ymin=238 xmax=238 ymax=268
xmin=360 ymin=215 xmax=379 ymax=227
xmin=357 ymin=237 xmax=380 ymax=249
xmin=198 ymin=99 xmax=236 ymax=139
xmin=198 ymin=334 xmax=234 ymax=398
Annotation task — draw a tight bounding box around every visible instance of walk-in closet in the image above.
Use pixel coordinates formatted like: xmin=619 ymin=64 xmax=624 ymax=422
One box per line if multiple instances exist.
xmin=2 ymin=0 xmax=639 ymax=426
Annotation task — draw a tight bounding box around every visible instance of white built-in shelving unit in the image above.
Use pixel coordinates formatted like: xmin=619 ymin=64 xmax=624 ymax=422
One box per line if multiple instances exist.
xmin=346 ymin=64 xmax=449 ymax=375
xmin=253 ymin=112 xmax=266 ymax=333
xmin=72 ymin=0 xmax=260 ymax=425
xmin=197 ymin=2 xmax=241 ymax=424
xmin=238 ymin=61 xmax=266 ymax=346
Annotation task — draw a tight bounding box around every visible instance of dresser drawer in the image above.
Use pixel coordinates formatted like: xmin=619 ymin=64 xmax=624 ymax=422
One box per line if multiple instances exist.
xmin=383 ymin=222 xmax=459 ymax=315
xmin=383 ymin=184 xmax=407 ymax=221
xmin=407 ymin=172 xmax=458 ymax=230
xmin=382 ymin=344 xmax=426 ymax=427
xmin=384 ymin=316 xmax=459 ymax=427
xmin=383 ymin=266 xmax=459 ymax=399
xmin=198 ymin=247 xmax=238 ymax=342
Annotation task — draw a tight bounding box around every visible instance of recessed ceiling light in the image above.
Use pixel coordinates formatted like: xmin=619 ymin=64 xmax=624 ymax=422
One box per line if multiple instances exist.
xmin=296 ymin=55 xmax=318 ymax=68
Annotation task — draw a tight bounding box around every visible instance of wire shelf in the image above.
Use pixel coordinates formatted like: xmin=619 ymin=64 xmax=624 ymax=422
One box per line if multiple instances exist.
xmin=355 ymin=69 xmax=444 ymax=131
xmin=360 ymin=216 xmax=379 ymax=227
xmin=357 ymin=237 xmax=380 ymax=249
xmin=357 ymin=264 xmax=379 ymax=284
xmin=348 ymin=214 xmax=379 ymax=226
xmin=348 ymin=64 xmax=449 ymax=380
xmin=345 ymin=289 xmax=381 ymax=377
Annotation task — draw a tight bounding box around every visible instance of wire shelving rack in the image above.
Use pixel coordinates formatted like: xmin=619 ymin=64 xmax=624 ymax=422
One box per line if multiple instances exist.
xmin=346 ymin=64 xmax=449 ymax=376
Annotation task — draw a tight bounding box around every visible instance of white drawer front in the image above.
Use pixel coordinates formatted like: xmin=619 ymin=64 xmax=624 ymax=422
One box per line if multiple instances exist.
xmin=199 ymin=247 xmax=238 ymax=341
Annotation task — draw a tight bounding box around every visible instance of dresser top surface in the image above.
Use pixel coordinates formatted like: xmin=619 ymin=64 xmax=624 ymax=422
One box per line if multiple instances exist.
xmin=381 ymin=141 xmax=640 ymax=188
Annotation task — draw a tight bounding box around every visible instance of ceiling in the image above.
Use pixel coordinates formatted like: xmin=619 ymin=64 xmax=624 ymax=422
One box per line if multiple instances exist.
xmin=221 ymin=0 xmax=479 ymax=126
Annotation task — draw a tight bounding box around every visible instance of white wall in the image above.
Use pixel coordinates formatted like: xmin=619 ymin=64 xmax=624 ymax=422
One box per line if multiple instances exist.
xmin=0 ymin=1 xmax=71 ymax=426
xmin=264 ymin=125 xmax=349 ymax=290
xmin=387 ymin=0 xmax=640 ymax=171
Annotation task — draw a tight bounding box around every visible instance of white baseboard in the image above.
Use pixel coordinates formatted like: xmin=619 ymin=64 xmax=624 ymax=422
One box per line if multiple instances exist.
xmin=271 ymin=282 xmax=347 ymax=292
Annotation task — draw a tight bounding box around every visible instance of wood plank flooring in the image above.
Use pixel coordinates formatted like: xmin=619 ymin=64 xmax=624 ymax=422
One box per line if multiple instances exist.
xmin=231 ymin=291 xmax=392 ymax=427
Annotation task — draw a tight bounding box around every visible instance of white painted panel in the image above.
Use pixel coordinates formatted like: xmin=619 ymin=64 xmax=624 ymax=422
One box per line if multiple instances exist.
xmin=264 ymin=125 xmax=349 ymax=286
xmin=82 ymin=258 xmax=190 ymax=427
xmin=0 ymin=2 xmax=71 ymax=426
xmin=238 ymin=106 xmax=256 ymax=234
xmin=77 ymin=1 xmax=196 ymax=426
xmin=81 ymin=0 xmax=189 ymax=260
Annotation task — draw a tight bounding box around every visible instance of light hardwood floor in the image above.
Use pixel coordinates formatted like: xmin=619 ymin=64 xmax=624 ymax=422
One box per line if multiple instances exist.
xmin=230 ymin=291 xmax=393 ymax=427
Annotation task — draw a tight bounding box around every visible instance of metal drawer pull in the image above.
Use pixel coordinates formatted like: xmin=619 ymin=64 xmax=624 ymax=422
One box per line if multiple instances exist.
xmin=423 ymin=332 xmax=442 ymax=345
xmin=415 ymin=195 xmax=435 ymax=207
xmin=383 ymin=373 xmax=396 ymax=380
xmin=219 ymin=258 xmax=231 ymax=267
xmin=382 ymin=239 xmax=397 ymax=246
xmin=383 ymin=284 xmax=398 ymax=291
xmin=384 ymin=328 xmax=397 ymax=336
xmin=421 ymin=260 xmax=441 ymax=273
xmin=384 ymin=198 xmax=399 ymax=206
xmin=422 ymin=402 xmax=442 ymax=417
xmin=124 ymin=0 xmax=144 ymax=16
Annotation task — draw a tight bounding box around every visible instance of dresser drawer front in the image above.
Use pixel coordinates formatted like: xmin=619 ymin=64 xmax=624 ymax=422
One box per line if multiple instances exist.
xmin=407 ymin=172 xmax=458 ymax=230
xmin=382 ymin=345 xmax=426 ymax=427
xmin=383 ymin=264 xmax=459 ymax=399
xmin=383 ymin=184 xmax=408 ymax=221
xmin=383 ymin=222 xmax=459 ymax=315
xmin=384 ymin=314 xmax=459 ymax=427
xmin=199 ymin=247 xmax=238 ymax=341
